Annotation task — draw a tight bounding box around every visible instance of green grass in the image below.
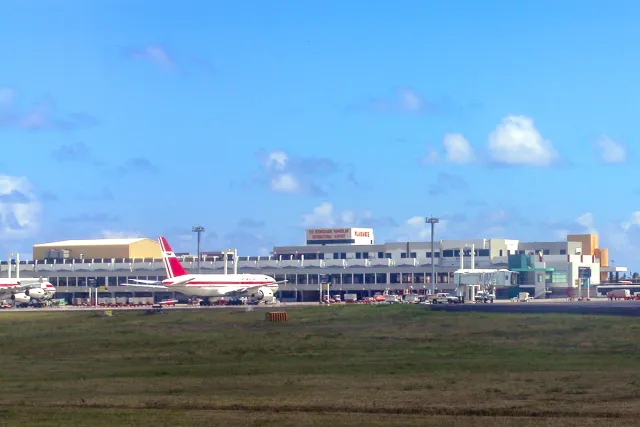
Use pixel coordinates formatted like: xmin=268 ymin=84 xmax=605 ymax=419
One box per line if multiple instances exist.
xmin=1 ymin=305 xmax=640 ymax=426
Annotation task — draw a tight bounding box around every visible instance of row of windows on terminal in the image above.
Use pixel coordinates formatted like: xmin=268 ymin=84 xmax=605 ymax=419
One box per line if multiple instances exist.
xmin=282 ymin=248 xmax=561 ymax=261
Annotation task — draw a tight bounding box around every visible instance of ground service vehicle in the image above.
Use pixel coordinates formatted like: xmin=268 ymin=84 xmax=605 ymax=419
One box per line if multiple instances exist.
xmin=474 ymin=291 xmax=494 ymax=303
xmin=431 ymin=293 xmax=461 ymax=304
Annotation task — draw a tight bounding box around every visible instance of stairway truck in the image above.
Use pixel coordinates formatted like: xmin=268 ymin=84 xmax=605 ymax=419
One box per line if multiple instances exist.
xmin=343 ymin=293 xmax=358 ymax=303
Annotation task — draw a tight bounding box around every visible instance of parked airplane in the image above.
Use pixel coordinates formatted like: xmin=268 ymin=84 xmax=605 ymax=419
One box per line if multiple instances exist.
xmin=0 ymin=278 xmax=56 ymax=307
xmin=127 ymin=237 xmax=284 ymax=305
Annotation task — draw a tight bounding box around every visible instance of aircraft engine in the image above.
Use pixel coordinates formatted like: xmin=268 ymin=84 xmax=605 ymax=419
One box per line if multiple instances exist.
xmin=11 ymin=293 xmax=30 ymax=304
xmin=25 ymin=288 xmax=45 ymax=298
xmin=251 ymin=286 xmax=275 ymax=302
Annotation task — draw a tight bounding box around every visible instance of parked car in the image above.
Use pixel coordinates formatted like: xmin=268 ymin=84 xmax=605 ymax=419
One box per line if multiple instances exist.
xmin=431 ymin=293 xmax=461 ymax=304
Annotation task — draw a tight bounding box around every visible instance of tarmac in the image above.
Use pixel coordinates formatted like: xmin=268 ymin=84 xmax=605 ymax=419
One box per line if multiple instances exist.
xmin=2 ymin=298 xmax=640 ymax=316
xmin=0 ymin=302 xmax=319 ymax=313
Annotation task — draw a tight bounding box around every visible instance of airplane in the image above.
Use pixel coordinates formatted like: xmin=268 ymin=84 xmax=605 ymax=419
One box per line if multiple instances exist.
xmin=126 ymin=237 xmax=285 ymax=305
xmin=0 ymin=278 xmax=56 ymax=307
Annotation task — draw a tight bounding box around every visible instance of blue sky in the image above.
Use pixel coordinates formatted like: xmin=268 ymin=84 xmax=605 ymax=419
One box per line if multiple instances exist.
xmin=1 ymin=0 xmax=639 ymax=270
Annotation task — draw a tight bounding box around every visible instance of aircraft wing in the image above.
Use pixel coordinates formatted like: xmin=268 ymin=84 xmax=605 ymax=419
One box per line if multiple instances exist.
xmin=126 ymin=276 xmax=195 ymax=289
xmin=125 ymin=279 xmax=167 ymax=289
xmin=125 ymin=283 xmax=169 ymax=289
xmin=13 ymin=278 xmax=46 ymax=289
xmin=129 ymin=279 xmax=163 ymax=285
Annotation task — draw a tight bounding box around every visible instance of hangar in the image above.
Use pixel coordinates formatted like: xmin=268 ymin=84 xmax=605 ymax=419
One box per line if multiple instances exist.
xmin=32 ymin=238 xmax=162 ymax=261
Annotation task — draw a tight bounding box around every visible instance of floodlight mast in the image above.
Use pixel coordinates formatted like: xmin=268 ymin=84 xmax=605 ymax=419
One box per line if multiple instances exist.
xmin=425 ymin=217 xmax=439 ymax=294
xmin=192 ymin=226 xmax=205 ymax=274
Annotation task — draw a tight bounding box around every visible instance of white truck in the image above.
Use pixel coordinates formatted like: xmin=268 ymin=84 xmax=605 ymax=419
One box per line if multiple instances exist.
xmin=430 ymin=293 xmax=461 ymax=304
xmin=385 ymin=294 xmax=402 ymax=304
xmin=403 ymin=294 xmax=420 ymax=304
xmin=609 ymin=289 xmax=631 ymax=299
xmin=343 ymin=293 xmax=358 ymax=303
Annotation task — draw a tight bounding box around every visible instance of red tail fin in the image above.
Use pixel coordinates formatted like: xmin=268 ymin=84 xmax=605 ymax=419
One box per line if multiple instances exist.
xmin=158 ymin=237 xmax=187 ymax=278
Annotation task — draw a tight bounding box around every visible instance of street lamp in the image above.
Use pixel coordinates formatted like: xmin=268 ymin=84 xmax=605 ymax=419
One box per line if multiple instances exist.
xmin=425 ymin=217 xmax=439 ymax=294
xmin=192 ymin=225 xmax=205 ymax=274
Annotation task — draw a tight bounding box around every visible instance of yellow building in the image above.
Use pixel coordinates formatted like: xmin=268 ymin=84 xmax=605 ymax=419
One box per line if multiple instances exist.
xmin=33 ymin=238 xmax=162 ymax=260
xmin=568 ymin=233 xmax=611 ymax=281
xmin=567 ymin=233 xmax=598 ymax=256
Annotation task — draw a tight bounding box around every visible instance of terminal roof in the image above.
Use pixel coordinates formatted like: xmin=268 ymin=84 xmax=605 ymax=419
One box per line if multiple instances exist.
xmin=34 ymin=238 xmax=148 ymax=247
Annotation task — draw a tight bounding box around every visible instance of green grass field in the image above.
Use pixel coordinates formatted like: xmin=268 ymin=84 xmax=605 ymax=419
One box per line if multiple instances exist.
xmin=1 ymin=305 xmax=640 ymax=426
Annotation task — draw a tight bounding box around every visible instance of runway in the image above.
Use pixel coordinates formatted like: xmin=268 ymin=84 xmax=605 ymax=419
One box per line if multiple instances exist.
xmin=426 ymin=299 xmax=640 ymax=316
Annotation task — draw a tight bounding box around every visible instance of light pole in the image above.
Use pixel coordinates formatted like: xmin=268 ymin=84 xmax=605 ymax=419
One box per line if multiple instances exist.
xmin=425 ymin=217 xmax=439 ymax=294
xmin=192 ymin=226 xmax=205 ymax=274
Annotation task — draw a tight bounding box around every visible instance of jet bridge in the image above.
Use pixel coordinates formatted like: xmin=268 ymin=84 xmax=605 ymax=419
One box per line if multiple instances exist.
xmin=454 ymin=268 xmax=519 ymax=302
xmin=452 ymin=244 xmax=518 ymax=301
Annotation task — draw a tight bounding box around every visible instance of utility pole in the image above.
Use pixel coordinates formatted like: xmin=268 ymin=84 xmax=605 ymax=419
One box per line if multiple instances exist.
xmin=425 ymin=217 xmax=439 ymax=294
xmin=192 ymin=226 xmax=205 ymax=274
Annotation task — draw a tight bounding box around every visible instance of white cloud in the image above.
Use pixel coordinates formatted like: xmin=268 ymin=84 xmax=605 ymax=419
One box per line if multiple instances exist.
xmin=270 ymin=173 xmax=300 ymax=193
xmin=407 ymin=216 xmax=424 ymax=227
xmin=488 ymin=115 xmax=557 ymax=166
xmin=597 ymin=135 xmax=626 ymax=164
xmin=98 ymin=230 xmax=144 ymax=239
xmin=443 ymin=133 xmax=474 ymax=163
xmin=422 ymin=134 xmax=474 ymax=164
xmin=576 ymin=212 xmax=597 ymax=234
xmin=300 ymin=202 xmax=378 ymax=228
xmin=266 ymin=151 xmax=288 ymax=170
xmin=422 ymin=146 xmax=440 ymax=164
xmin=265 ymin=151 xmax=299 ymax=192
xmin=621 ymin=211 xmax=640 ymax=232
xmin=258 ymin=149 xmax=341 ymax=196
xmin=398 ymin=89 xmax=422 ymax=112
xmin=301 ymin=202 xmax=336 ymax=227
xmin=594 ymin=213 xmax=640 ymax=269
xmin=369 ymin=88 xmax=426 ymax=114
xmin=127 ymin=45 xmax=174 ymax=69
xmin=393 ymin=216 xmax=448 ymax=241
xmin=0 ymin=175 xmax=41 ymax=239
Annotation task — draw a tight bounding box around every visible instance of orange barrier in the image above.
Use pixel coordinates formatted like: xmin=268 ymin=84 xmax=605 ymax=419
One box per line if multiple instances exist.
xmin=266 ymin=312 xmax=288 ymax=322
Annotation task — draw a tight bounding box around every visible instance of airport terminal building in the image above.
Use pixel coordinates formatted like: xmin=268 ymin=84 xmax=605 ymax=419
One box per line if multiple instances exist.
xmin=0 ymin=228 xmax=628 ymax=302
